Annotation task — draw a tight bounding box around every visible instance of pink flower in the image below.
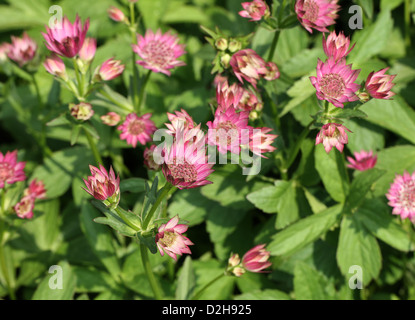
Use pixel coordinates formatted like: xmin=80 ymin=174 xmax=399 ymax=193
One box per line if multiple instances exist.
xmin=264 ymin=62 xmax=280 ymax=81
xmin=101 ymin=112 xmax=121 ymax=126
xmin=144 ymin=145 xmax=162 ymax=171
xmin=365 ymin=68 xmax=396 ymax=100
xmin=347 ymin=150 xmax=377 ymax=171
xmin=118 ymin=113 xmax=157 ymax=148
xmin=295 ymin=0 xmax=340 ymax=34
xmin=7 ymin=32 xmax=37 ymax=67
xmin=310 ymin=58 xmax=361 ymax=108
xmin=386 ymin=171 xmax=415 ymax=223
xmin=42 ymin=15 xmax=90 ymax=58
xmin=96 ymin=58 xmax=125 ymax=81
xmin=69 ymin=102 xmax=94 ymax=121
xmin=155 ymin=216 xmax=194 ymax=261
xmin=43 ymin=53 xmax=67 ymax=79
xmin=14 ymin=196 xmax=35 ymax=219
xmin=79 ymin=37 xmax=96 ymax=63
xmin=239 ymin=0 xmax=270 ymax=21
xmin=315 ymin=123 xmax=351 ymax=153
xmin=0 ymin=150 xmax=26 ymax=189
xmin=83 ymin=165 xmax=120 ymax=205
xmin=108 ymin=6 xmax=126 ymax=22
xmin=165 ymin=109 xmax=196 ymax=136
xmin=249 ymin=127 xmax=278 ymax=158
xmin=242 ymin=244 xmax=272 ymax=273
xmin=216 ymin=80 xmax=245 ymax=111
xmin=132 ymin=29 xmax=186 ymax=76
xmin=24 ymin=179 xmax=47 ymax=200
xmin=323 ymin=31 xmax=355 ymax=62
xmin=206 ymin=107 xmax=251 ymax=154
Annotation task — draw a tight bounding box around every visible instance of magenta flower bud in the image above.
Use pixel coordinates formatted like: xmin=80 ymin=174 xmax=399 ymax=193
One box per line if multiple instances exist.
xmin=83 ymin=165 xmax=121 ymax=206
xmin=0 ymin=150 xmax=26 ymax=189
xmin=323 ymin=31 xmax=355 ymax=62
xmin=96 ymin=58 xmax=125 ymax=81
xmin=117 ymin=113 xmax=157 ymax=148
xmin=315 ymin=123 xmax=352 ymax=153
xmin=101 ymin=112 xmax=121 ymax=126
xmin=295 ymin=0 xmax=340 ymax=34
xmin=386 ymin=171 xmax=415 ymax=224
xmin=79 ymin=37 xmax=97 ymax=63
xmin=108 ymin=6 xmax=126 ymax=22
xmin=42 ymin=15 xmax=90 ymax=58
xmin=365 ymin=68 xmax=396 ymax=100
xmin=43 ymin=53 xmax=67 ymax=79
xmin=347 ymin=150 xmax=377 ymax=171
xmin=7 ymin=32 xmax=37 ymax=67
xmin=155 ymin=216 xmax=194 ymax=261
xmin=239 ymin=0 xmax=270 ymax=21
xmin=69 ymin=102 xmax=94 ymax=121
xmin=242 ymin=244 xmax=272 ymax=273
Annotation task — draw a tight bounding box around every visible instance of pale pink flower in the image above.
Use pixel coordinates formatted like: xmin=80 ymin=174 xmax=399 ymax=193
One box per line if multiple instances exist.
xmin=0 ymin=150 xmax=26 ymax=189
xmin=165 ymin=109 xmax=196 ymax=136
xmin=101 ymin=112 xmax=121 ymax=126
xmin=42 ymin=15 xmax=90 ymax=58
xmin=242 ymin=244 xmax=272 ymax=273
xmin=108 ymin=6 xmax=126 ymax=22
xmin=216 ymin=80 xmax=245 ymax=110
xmin=386 ymin=171 xmax=415 ymax=223
xmin=315 ymin=123 xmax=351 ymax=153
xmin=347 ymin=150 xmax=377 ymax=171
xmin=24 ymin=179 xmax=47 ymax=200
xmin=310 ymin=58 xmax=361 ymax=108
xmin=7 ymin=32 xmax=37 ymax=67
xmin=79 ymin=37 xmax=96 ymax=63
xmin=96 ymin=58 xmax=125 ymax=81
xmin=144 ymin=145 xmax=162 ymax=171
xmin=249 ymin=127 xmax=278 ymax=158
xmin=69 ymin=102 xmax=94 ymax=121
xmin=323 ymin=31 xmax=355 ymax=62
xmin=295 ymin=0 xmax=340 ymax=34
xmin=365 ymin=68 xmax=396 ymax=100
xmin=43 ymin=53 xmax=67 ymax=79
xmin=118 ymin=113 xmax=157 ymax=148
xmin=239 ymin=0 xmax=270 ymax=21
xmin=155 ymin=216 xmax=194 ymax=261
xmin=206 ymin=107 xmax=251 ymax=154
xmin=132 ymin=29 xmax=186 ymax=76
xmin=14 ymin=196 xmax=35 ymax=219
xmin=83 ymin=165 xmax=120 ymax=205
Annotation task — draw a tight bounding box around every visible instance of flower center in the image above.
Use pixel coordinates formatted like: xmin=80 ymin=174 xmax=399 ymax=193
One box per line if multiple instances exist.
xmin=400 ymin=180 xmax=415 ymax=212
xmin=144 ymin=40 xmax=174 ymax=69
xmin=320 ymin=73 xmax=346 ymax=99
xmin=303 ymin=0 xmax=319 ymax=23
xmin=127 ymin=119 xmax=145 ymax=136
xmin=159 ymin=231 xmax=177 ymax=248
xmin=168 ymin=158 xmax=198 ymax=183
xmin=0 ymin=163 xmax=13 ymax=182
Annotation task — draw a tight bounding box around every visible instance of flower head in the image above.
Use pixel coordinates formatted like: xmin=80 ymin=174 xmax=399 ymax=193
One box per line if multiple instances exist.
xmin=24 ymin=179 xmax=47 ymax=200
xmin=239 ymin=0 xmax=270 ymax=21
xmin=242 ymin=244 xmax=272 ymax=273
xmin=69 ymin=102 xmax=94 ymax=121
xmin=14 ymin=196 xmax=35 ymax=219
xmin=132 ymin=29 xmax=186 ymax=76
xmin=0 ymin=150 xmax=26 ymax=189
xmin=43 ymin=53 xmax=67 ymax=79
xmin=386 ymin=171 xmax=415 ymax=223
xmin=96 ymin=58 xmax=125 ymax=81
xmin=83 ymin=165 xmax=120 ymax=206
xmin=118 ymin=113 xmax=157 ymax=148
xmin=364 ymin=68 xmax=396 ymax=100
xmin=347 ymin=150 xmax=377 ymax=171
xmin=249 ymin=127 xmax=278 ymax=158
xmin=295 ymin=0 xmax=340 ymax=34
xmin=323 ymin=31 xmax=355 ymax=62
xmin=155 ymin=216 xmax=194 ymax=261
xmin=310 ymin=58 xmax=361 ymax=108
xmin=42 ymin=15 xmax=90 ymax=58
xmin=165 ymin=109 xmax=196 ymax=136
xmin=101 ymin=112 xmax=121 ymax=126
xmin=7 ymin=32 xmax=37 ymax=67
xmin=216 ymin=80 xmax=246 ymax=111
xmin=315 ymin=123 xmax=351 ymax=153
xmin=108 ymin=6 xmax=126 ymax=22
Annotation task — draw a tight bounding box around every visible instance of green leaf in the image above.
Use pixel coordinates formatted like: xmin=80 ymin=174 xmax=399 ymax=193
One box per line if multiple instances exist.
xmin=73 ymin=266 xmax=118 ymax=293
xmin=176 ymin=256 xmax=196 ymax=300
xmin=380 ymin=0 xmax=404 ymax=11
xmin=162 ymin=5 xmax=209 ymax=24
xmin=70 ymin=124 xmax=82 ymax=146
xmin=268 ymin=204 xmax=343 ymax=257
xmin=336 ymin=215 xmax=382 ymax=286
xmin=120 ymin=178 xmax=147 ymax=194
xmin=234 ymin=289 xmax=291 ymax=300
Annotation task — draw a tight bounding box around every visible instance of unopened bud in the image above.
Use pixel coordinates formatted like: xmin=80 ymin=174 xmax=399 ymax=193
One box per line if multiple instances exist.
xmin=220 ymin=53 xmax=231 ymax=68
xmin=69 ymin=102 xmax=94 ymax=121
xmin=228 ymin=39 xmax=242 ymax=53
xmin=215 ymin=38 xmax=228 ymax=51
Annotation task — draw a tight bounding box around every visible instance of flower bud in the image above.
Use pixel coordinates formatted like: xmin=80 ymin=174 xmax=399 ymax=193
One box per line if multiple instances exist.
xmin=101 ymin=112 xmax=121 ymax=126
xmin=215 ymin=38 xmax=228 ymax=51
xmin=69 ymin=102 xmax=94 ymax=121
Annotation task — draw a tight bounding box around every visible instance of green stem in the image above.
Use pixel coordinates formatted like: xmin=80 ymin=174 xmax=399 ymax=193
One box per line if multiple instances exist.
xmin=192 ymin=273 xmax=225 ymax=300
xmin=73 ymin=58 xmax=84 ymax=99
xmin=405 ymin=0 xmax=411 ymax=48
xmin=267 ymin=30 xmax=280 ymax=62
xmin=143 ymin=182 xmax=174 ymax=230
xmin=0 ymin=218 xmax=16 ymax=300
xmin=137 ymin=70 xmax=152 ymax=114
xmin=335 ymin=149 xmax=350 ymax=196
xmin=83 ymin=127 xmax=103 ymax=165
xmin=140 ymin=243 xmax=163 ymax=300
xmin=31 ymin=74 xmax=43 ymax=110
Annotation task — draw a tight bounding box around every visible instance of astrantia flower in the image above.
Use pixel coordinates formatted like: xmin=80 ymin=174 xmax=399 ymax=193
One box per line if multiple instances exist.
xmin=108 ymin=6 xmax=126 ymax=22
xmin=83 ymin=165 xmax=120 ymax=206
xmin=216 ymin=80 xmax=245 ymax=111
xmin=118 ymin=113 xmax=157 ymax=148
xmin=295 ymin=0 xmax=340 ymax=34
xmin=242 ymin=244 xmax=272 ymax=273
xmin=69 ymin=102 xmax=94 ymax=121
xmin=207 ymin=107 xmax=251 ymax=154
xmin=101 ymin=112 xmax=121 ymax=126
xmin=315 ymin=123 xmax=351 ymax=153
xmin=14 ymin=196 xmax=35 ymax=219
xmin=42 ymin=15 xmax=90 ymax=58
xmin=264 ymin=62 xmax=280 ymax=81
xmin=24 ymin=179 xmax=47 ymax=200
xmin=165 ymin=109 xmax=196 ymax=136
xmin=239 ymin=0 xmax=270 ymax=21
xmin=0 ymin=150 xmax=26 ymax=189
xmin=144 ymin=145 xmax=162 ymax=171
xmin=365 ymin=68 xmax=396 ymax=100
xmin=386 ymin=171 xmax=415 ymax=223
xmin=155 ymin=215 xmax=194 ymax=261
xmin=79 ymin=37 xmax=96 ymax=63
xmin=310 ymin=58 xmax=361 ymax=108
xmin=43 ymin=53 xmax=67 ymax=79
xmin=132 ymin=29 xmax=186 ymax=76
xmin=96 ymin=58 xmax=125 ymax=81
xmin=347 ymin=150 xmax=377 ymax=171
xmin=323 ymin=31 xmax=355 ymax=61
xmin=249 ymin=127 xmax=278 ymax=158
xmin=230 ymin=49 xmax=269 ymax=88
xmin=7 ymin=32 xmax=37 ymax=67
